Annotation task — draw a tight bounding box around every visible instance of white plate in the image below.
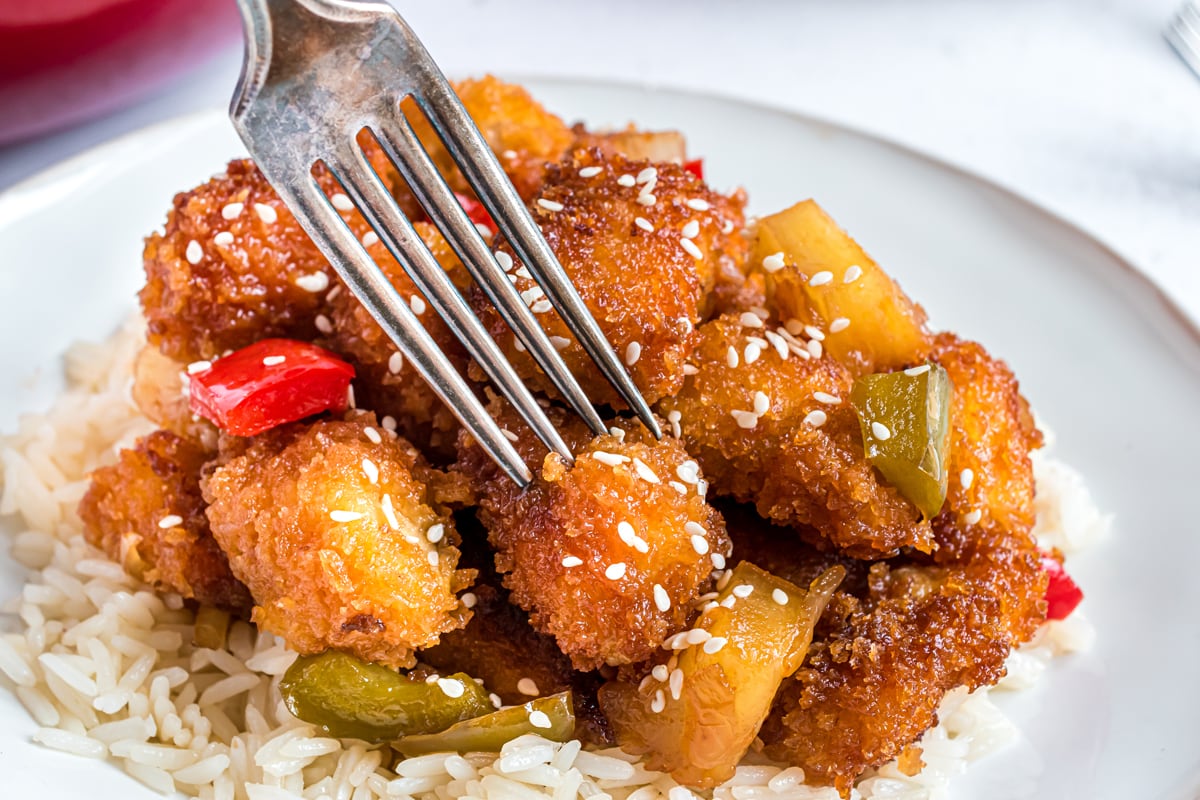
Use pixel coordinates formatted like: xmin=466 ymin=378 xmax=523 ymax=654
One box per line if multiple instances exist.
xmin=1 ymin=78 xmax=1198 ymax=799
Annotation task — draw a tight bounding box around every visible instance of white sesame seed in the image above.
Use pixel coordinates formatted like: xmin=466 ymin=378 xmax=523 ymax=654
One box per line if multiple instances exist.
xmin=502 ymin=149 xmax=518 ymax=159
xmin=213 ymin=231 xmax=234 ymax=247
xmin=426 ymin=523 xmax=445 ymax=544
xmin=809 ymin=271 xmax=834 ymax=286
xmin=731 ymin=410 xmax=759 ymax=429
xmin=814 ymin=391 xmax=840 ymax=405
xmin=387 ymin=351 xmax=405 ymax=375
xmin=803 ymin=410 xmax=828 ymax=427
xmin=653 ymin=584 xmax=671 ymax=613
xmin=686 ymin=198 xmax=710 ymax=211
xmin=296 ymin=273 xmax=330 ymax=295
xmin=905 ymin=364 xmax=932 ymax=376
xmin=633 ymin=458 xmax=660 ymax=484
xmin=964 ymin=509 xmax=983 ymax=525
xmin=186 ymin=360 xmax=212 ymax=375
xmin=362 ymin=458 xmax=379 ymax=485
xmin=871 ymin=421 xmax=892 ymax=440
xmin=410 ymin=295 xmax=426 ymax=315
xmin=710 ymin=553 xmax=726 ymax=569
xmin=804 ymin=325 xmax=826 ymax=342
xmin=961 ymin=468 xmax=975 ymax=490
xmin=381 ymin=415 xmax=397 ymax=432
xmin=358 ymin=231 xmax=378 ymax=248
xmin=592 ymin=451 xmax=631 ymax=466
xmin=517 ymin=678 xmax=540 ymax=696
xmin=676 ymin=461 xmax=700 ymax=484
xmin=844 ymin=265 xmax=864 ymax=283
xmin=363 ymin=427 xmax=382 ymax=444
xmin=702 ymin=637 xmax=728 ymax=655
xmin=520 ymin=285 xmax=546 ymax=305
xmin=685 ymin=628 xmax=712 ymax=646
xmin=617 ymin=174 xmax=636 ymax=187
xmin=726 ymin=347 xmax=740 ymax=368
xmin=681 ymin=220 xmax=700 ymax=239
xmin=346 ymin=384 xmax=356 ymax=409
xmin=254 ymin=203 xmax=277 ymax=224
xmin=495 ymin=251 xmax=514 ymax=270
xmin=427 ymin=550 xmax=439 ymax=567
xmin=772 ymin=588 xmax=790 ymax=606
xmin=331 ymin=193 xmax=353 ymax=211
xmin=262 ymin=355 xmax=286 ymax=366
xmin=765 ymin=331 xmax=790 ymax=360
xmin=618 ymin=521 xmax=650 ymax=553
xmin=381 ymin=495 xmax=400 ymax=529
xmin=753 ymin=391 xmax=770 ymax=415
xmin=562 ymin=556 xmax=583 ymax=568
xmin=461 ymin=592 xmax=477 ymax=609
xmin=830 ymin=317 xmax=851 ymax=333
xmin=311 ymin=314 xmax=332 ymax=335
xmin=682 ymin=364 xmax=699 ymax=375
xmin=651 ymin=690 xmax=666 ymax=713
xmin=669 ymin=669 xmax=684 ymax=701
xmin=221 ymin=202 xmax=243 ymax=220
xmin=605 ymin=563 xmax=627 ymax=580
xmin=436 ymin=678 xmax=465 ymax=698
xmin=545 ymin=335 xmax=570 ymax=351
xmin=637 ymin=194 xmax=657 ymax=206
xmin=326 ymin=285 xmax=342 ymax=301
xmin=531 ymin=299 xmax=553 ymax=314
xmin=625 ymin=341 xmax=642 ymax=366
xmin=330 ymin=510 xmax=363 ymax=523
xmin=634 ymin=216 xmax=655 ymax=232
xmin=578 ymin=166 xmax=603 ymax=178
xmin=489 ymin=693 xmax=503 ymax=709
xmin=741 ymin=342 xmax=760 ymax=366
xmin=537 ymin=198 xmax=565 ymax=212
xmin=762 ymin=252 xmax=786 ymax=273
xmin=608 ymin=427 xmax=626 ymax=442
xmin=667 ymin=409 xmax=682 ymax=438
xmin=185 ymin=240 xmax=202 ymax=264
xmin=501 ymin=428 xmax=519 ymax=442
xmin=720 ymin=595 xmax=737 ymax=608
xmin=157 ymin=515 xmax=183 ymax=529
xmin=732 ymin=583 xmax=754 ymax=599
xmin=669 ymin=480 xmax=688 ymax=495
xmin=680 ymin=238 xmax=703 ymax=260
xmin=739 ymin=312 xmax=764 ymax=328
xmin=690 ymin=534 xmax=710 ymax=555
xmin=807 ymin=339 xmax=824 ymax=358
xmin=636 ymin=167 xmax=658 ymax=183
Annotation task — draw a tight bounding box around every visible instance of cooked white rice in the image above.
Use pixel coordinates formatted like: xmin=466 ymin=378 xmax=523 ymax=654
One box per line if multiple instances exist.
xmin=0 ymin=320 xmax=1105 ymax=800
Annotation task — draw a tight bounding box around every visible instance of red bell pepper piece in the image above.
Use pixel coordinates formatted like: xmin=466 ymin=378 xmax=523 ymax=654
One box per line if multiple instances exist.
xmin=188 ymin=339 xmax=356 ymax=437
xmin=1040 ymin=553 xmax=1084 ymax=621
xmin=683 ymin=158 xmax=704 ymax=181
xmin=455 ymin=192 xmax=497 ymax=236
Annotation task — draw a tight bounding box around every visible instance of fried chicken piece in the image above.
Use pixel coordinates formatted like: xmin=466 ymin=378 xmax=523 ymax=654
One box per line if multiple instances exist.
xmin=325 ymin=222 xmax=468 ymax=459
xmin=78 ymin=430 xmax=251 ymax=611
xmin=141 ymin=138 xmax=397 ymax=363
xmin=456 ymin=399 xmax=729 ymax=671
xmin=130 ymin=345 xmax=218 ymax=448
xmin=203 ymin=414 xmax=474 ymax=669
xmin=658 ymin=314 xmax=930 ymax=558
xmin=470 ymin=149 xmax=747 ymax=407
xmin=758 ymin=337 xmax=1047 ymax=794
xmin=572 ymin=123 xmax=688 ymax=164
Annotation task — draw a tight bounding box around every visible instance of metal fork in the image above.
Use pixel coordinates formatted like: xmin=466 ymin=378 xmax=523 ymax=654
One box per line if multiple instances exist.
xmin=230 ymin=0 xmax=659 ymax=486
xmin=1167 ymin=0 xmax=1200 ymax=80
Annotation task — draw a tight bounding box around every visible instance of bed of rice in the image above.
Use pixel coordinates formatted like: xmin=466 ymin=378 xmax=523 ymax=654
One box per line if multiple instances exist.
xmin=0 ymin=319 xmax=1109 ymax=800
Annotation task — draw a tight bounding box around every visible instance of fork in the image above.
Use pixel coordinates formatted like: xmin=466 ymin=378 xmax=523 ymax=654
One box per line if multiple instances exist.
xmin=1167 ymin=0 xmax=1200 ymax=80
xmin=230 ymin=0 xmax=660 ymax=486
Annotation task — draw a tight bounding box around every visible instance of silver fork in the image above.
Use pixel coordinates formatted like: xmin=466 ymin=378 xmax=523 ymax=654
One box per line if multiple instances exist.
xmin=1167 ymin=0 xmax=1200 ymax=80
xmin=230 ymin=0 xmax=660 ymax=486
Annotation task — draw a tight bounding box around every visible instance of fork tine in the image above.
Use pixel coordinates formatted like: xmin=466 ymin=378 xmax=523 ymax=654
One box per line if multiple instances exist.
xmin=328 ymin=142 xmax=575 ymax=464
xmin=413 ymin=82 xmax=664 ymax=439
xmin=370 ymin=114 xmax=608 ymax=437
xmin=273 ymin=169 xmax=534 ymax=486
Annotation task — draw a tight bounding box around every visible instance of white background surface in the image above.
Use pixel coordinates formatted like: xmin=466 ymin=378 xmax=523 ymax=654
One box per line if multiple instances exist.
xmin=1 ymin=0 xmax=1197 ymax=322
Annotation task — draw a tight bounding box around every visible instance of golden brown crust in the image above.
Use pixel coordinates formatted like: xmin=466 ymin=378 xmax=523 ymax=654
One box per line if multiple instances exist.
xmin=659 ymin=314 xmax=931 ymax=558
xmin=202 ymin=414 xmax=474 ymax=668
xmin=78 ymin=430 xmax=251 ymax=611
xmin=456 ymin=400 xmax=729 ymax=670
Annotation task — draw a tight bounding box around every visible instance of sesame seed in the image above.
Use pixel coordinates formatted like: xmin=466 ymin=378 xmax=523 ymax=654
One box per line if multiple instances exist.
xmin=618 ymin=521 xmax=650 ymax=553
xmin=531 ymin=299 xmax=553 ymax=314
xmin=625 ymin=341 xmax=642 ymax=366
xmin=502 ymin=149 xmax=518 ymax=159
xmin=633 ymin=458 xmax=660 ymax=484
xmin=762 ymin=252 xmax=786 ymax=273
xmin=605 ymin=563 xmax=627 ymax=580
xmin=726 ymin=347 xmax=740 ymax=368
xmin=904 ymin=364 xmax=932 ymax=376
xmin=331 ymin=193 xmax=353 ymax=211
xmin=669 ymin=481 xmax=688 ymax=495
xmin=609 ymin=427 xmax=626 ymax=442
xmin=578 ymin=166 xmax=603 ymax=178
xmin=784 ymin=319 xmax=806 ymax=336
xmin=537 ymin=198 xmax=564 ymax=212
xmin=772 ymin=588 xmax=790 ymax=605
xmin=426 ymin=523 xmax=445 ymax=544
xmin=517 ymin=678 xmax=540 ymax=696
xmin=387 ymin=351 xmax=405 ymax=375
xmin=520 ymin=285 xmax=546 ymax=305
xmin=739 ymin=312 xmax=764 ymax=328
xmin=562 ymin=556 xmax=583 ymax=568
xmin=731 ymin=410 xmax=759 ymax=429
xmin=961 ymin=468 xmax=975 ymax=489
xmin=213 ymin=231 xmax=234 ymax=246
xmin=750 ymin=306 xmax=770 ymax=319
xmin=753 ymin=391 xmax=770 ymax=415
xmin=500 ymin=428 xmax=519 ymax=442
xmin=461 ymin=592 xmax=477 ymax=609
xmin=381 ymin=415 xmax=397 ymax=432
xmin=732 ymin=583 xmax=754 ymax=599
xmin=809 ymin=271 xmax=834 ymax=286
xmin=381 ymin=495 xmax=400 ymax=529
xmin=330 ymin=510 xmax=363 ymax=523
xmin=617 ymin=174 xmax=636 ymax=187
xmin=964 ymin=509 xmax=984 ymax=525
xmin=636 ymin=167 xmax=658 ymax=183
xmin=185 ymin=240 xmax=202 ymax=264
xmin=807 ymin=339 xmax=824 ymax=358
xmin=313 ymin=314 xmax=333 ymax=335
xmin=634 ymin=216 xmax=654 ymax=232
xmin=489 ymin=693 xmax=503 ymax=709
xmin=685 ymin=628 xmax=712 ymax=646
xmin=495 ymin=251 xmax=514 ymax=270
xmin=410 ymin=295 xmax=426 ymax=315
xmin=346 ymin=384 xmax=356 ymax=409
xmin=254 ymin=203 xmax=277 ymax=223
xmin=813 ymin=391 xmax=840 ymax=405
xmin=686 ymin=198 xmax=710 ymax=211
xmin=696 ymin=479 xmax=708 ymax=499
xmin=667 ymin=409 xmax=682 ymax=438
xmin=362 ymin=458 xmax=379 ymax=484
xmin=528 ymin=709 xmax=553 ymax=729
xmin=682 ymin=364 xmax=699 ymax=375
xmin=803 ymin=410 xmax=827 ymax=427
xmin=669 ymin=669 xmax=684 ymax=701
xmin=221 ymin=202 xmax=243 ymax=220
xmin=326 ymin=285 xmax=342 ymax=301
xmin=710 ymin=553 xmax=726 ymax=569
xmin=363 ymin=427 xmax=382 ymax=444
xmin=186 ymin=360 xmax=212 ymax=375
xmin=871 ymin=422 xmax=892 ymax=440
xmin=691 ymin=534 xmax=710 ymax=555
xmin=651 ymin=690 xmax=666 ymax=713
xmin=720 ymin=594 xmax=737 ymax=608
xmin=680 ymin=238 xmax=703 ymax=260
xmin=830 ymin=317 xmax=851 ymax=333
xmin=358 ymin=231 xmax=378 ymax=248
xmin=765 ymin=331 xmax=790 ymax=360
xmin=703 ymin=637 xmax=728 ymax=654
xmin=844 ymin=265 xmax=864 ymax=283
xmin=681 ymin=220 xmax=700 ymax=239
xmin=637 ymin=194 xmax=657 ymax=206
xmin=651 ymin=664 xmax=670 ymax=682
xmin=716 ymin=571 xmax=733 ymax=591
xmin=427 ymin=550 xmax=439 ymax=567
xmin=295 ymin=272 xmax=329 ymax=292
xmin=157 ymin=515 xmax=183 ymax=529
xmin=549 ymin=335 xmax=571 ymax=350
xmin=592 ymin=451 xmax=631 ymax=466
xmin=804 ymin=325 xmax=826 ymax=341
xmin=676 ymin=461 xmax=700 ymax=484
xmin=262 ymin=355 xmax=286 ymax=366
xmin=653 ymin=584 xmax=671 ymax=612
xmin=433 ymin=678 xmax=464 ymax=698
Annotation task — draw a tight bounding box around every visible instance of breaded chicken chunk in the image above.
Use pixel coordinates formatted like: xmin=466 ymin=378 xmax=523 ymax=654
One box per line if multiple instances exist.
xmin=456 ymin=400 xmax=730 ymax=670
xmin=325 ymin=222 xmax=468 ymax=459
xmin=130 ymin=345 xmax=217 ymax=447
xmin=658 ymin=314 xmax=931 ymax=558
xmin=758 ymin=337 xmax=1047 ymax=794
xmin=471 ymin=149 xmax=747 ymax=407
xmin=78 ymin=430 xmax=251 ymax=611
xmin=203 ymin=414 xmax=474 ymax=669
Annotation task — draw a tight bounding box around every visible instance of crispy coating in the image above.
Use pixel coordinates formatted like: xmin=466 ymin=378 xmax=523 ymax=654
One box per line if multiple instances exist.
xmin=140 ymin=138 xmax=397 ymax=363
xmin=658 ymin=314 xmax=930 ymax=558
xmin=78 ymin=430 xmax=251 ymax=611
xmin=456 ymin=400 xmax=729 ymax=670
xmin=571 ymin=124 xmax=688 ymax=164
xmin=202 ymin=414 xmax=474 ymax=669
xmin=758 ymin=336 xmax=1047 ymax=794
xmin=325 ymin=222 xmax=467 ymax=459
xmin=470 ymin=149 xmax=747 ymax=407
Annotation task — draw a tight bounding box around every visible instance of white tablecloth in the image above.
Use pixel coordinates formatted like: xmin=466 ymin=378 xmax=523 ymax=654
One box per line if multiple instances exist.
xmin=3 ymin=0 xmax=1197 ymax=321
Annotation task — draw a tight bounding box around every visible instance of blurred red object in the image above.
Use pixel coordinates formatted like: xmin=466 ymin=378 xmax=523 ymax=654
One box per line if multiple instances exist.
xmin=0 ymin=0 xmax=242 ymax=145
